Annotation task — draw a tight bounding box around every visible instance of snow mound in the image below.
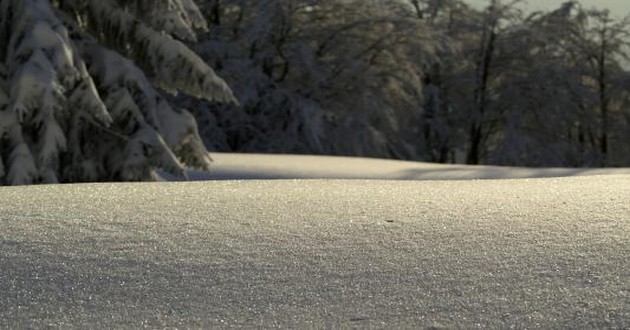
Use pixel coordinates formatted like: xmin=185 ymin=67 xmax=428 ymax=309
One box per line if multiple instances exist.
xmin=170 ymin=153 xmax=630 ymax=180
xmin=1 ymin=176 xmax=629 ymax=328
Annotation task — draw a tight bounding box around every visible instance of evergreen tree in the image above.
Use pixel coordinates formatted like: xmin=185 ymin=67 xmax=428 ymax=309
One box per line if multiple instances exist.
xmin=0 ymin=0 xmax=235 ymax=184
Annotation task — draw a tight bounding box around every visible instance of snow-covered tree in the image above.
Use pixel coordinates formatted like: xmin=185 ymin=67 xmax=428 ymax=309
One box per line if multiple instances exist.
xmin=0 ymin=0 xmax=235 ymax=184
xmin=453 ymin=0 xmax=526 ymax=165
xmin=186 ymin=0 xmax=630 ymax=167
xmin=191 ymin=0 xmax=327 ymax=154
xmin=401 ymin=0 xmax=475 ymax=163
xmin=559 ymin=7 xmax=630 ymax=166
xmin=486 ymin=2 xmax=630 ymax=166
xmin=192 ymin=0 xmax=440 ymax=159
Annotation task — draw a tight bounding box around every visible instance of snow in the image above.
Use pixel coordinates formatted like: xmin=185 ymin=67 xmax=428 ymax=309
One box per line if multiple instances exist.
xmin=0 ymin=0 xmax=235 ymax=184
xmin=178 ymin=152 xmax=630 ymax=180
xmin=1 ymin=154 xmax=629 ymax=328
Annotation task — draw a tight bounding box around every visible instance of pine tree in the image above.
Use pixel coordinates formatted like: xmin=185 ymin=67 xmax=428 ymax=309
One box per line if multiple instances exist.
xmin=0 ymin=0 xmax=235 ymax=184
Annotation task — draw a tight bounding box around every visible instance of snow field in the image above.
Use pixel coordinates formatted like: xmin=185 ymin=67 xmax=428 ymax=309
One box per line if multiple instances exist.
xmin=1 ymin=169 xmax=629 ymax=328
xmin=184 ymin=152 xmax=630 ymax=180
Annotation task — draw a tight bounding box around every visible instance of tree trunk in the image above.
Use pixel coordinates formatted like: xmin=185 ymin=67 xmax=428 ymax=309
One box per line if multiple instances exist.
xmin=209 ymin=1 xmax=221 ymax=26
xmin=467 ymin=17 xmax=496 ymax=165
xmin=597 ymin=31 xmax=609 ymax=166
xmin=467 ymin=126 xmax=482 ymax=164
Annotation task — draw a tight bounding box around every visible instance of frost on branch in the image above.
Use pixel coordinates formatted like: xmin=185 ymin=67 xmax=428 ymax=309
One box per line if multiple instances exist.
xmin=0 ymin=0 xmax=234 ymax=184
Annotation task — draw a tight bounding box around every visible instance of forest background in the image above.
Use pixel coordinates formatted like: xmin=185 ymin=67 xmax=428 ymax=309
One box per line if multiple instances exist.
xmin=191 ymin=0 xmax=630 ymax=168
xmin=1 ymin=0 xmax=629 ymax=185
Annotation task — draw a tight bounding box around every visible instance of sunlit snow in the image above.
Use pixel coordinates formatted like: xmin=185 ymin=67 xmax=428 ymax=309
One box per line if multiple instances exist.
xmin=2 ymin=154 xmax=629 ymax=328
xmin=171 ymin=152 xmax=630 ymax=180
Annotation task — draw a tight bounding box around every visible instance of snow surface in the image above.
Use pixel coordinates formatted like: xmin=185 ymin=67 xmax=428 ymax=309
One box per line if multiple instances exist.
xmin=1 ymin=154 xmax=630 ymax=328
xmin=180 ymin=152 xmax=630 ymax=180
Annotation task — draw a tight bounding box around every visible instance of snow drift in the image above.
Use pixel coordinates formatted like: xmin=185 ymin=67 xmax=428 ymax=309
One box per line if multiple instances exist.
xmin=2 ymin=154 xmax=629 ymax=328
xmin=177 ymin=152 xmax=630 ymax=180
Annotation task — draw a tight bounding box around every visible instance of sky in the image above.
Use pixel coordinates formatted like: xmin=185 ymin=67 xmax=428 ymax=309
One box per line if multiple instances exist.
xmin=467 ymin=0 xmax=629 ymax=17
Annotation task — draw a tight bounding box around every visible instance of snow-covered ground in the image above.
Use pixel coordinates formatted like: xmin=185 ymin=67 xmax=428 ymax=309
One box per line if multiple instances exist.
xmin=2 ymin=154 xmax=629 ymax=328
xmin=179 ymin=152 xmax=630 ymax=180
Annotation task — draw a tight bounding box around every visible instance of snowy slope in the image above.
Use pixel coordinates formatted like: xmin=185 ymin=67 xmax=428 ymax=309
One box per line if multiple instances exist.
xmin=1 ymin=157 xmax=629 ymax=328
xmin=178 ymin=153 xmax=630 ymax=180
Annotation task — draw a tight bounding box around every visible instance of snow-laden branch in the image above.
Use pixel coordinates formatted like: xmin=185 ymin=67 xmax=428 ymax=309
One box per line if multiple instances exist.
xmin=0 ymin=0 xmax=234 ymax=184
xmin=78 ymin=0 xmax=236 ymax=103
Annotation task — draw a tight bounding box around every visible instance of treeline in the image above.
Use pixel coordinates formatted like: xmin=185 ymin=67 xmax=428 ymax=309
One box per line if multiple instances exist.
xmin=189 ymin=0 xmax=630 ymax=166
xmin=1 ymin=0 xmax=628 ymax=185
